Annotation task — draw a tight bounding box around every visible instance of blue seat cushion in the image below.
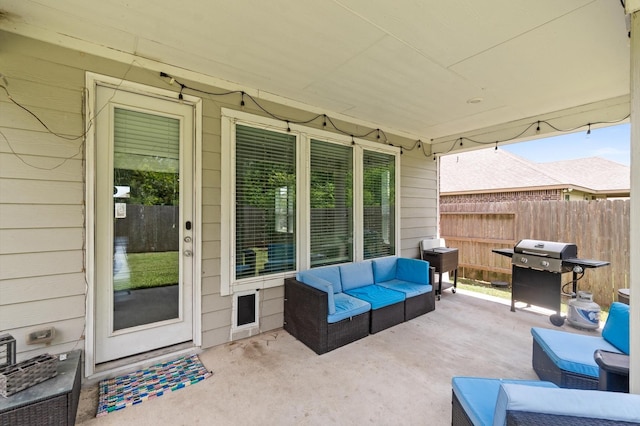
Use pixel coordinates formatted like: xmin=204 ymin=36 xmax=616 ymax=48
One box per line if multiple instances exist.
xmin=328 ymin=293 xmax=371 ymax=324
xmin=377 ymin=279 xmax=432 ymax=298
xmin=344 ymin=284 xmax=405 ymax=310
xmin=602 ymin=302 xmax=630 ymax=354
xmin=298 ymin=266 xmax=342 ymax=293
xmin=339 ymin=262 xmax=374 ymax=291
xmin=372 ymin=257 xmax=397 ymax=283
xmin=494 ymin=383 xmax=640 ymax=426
xmin=531 ymin=327 xmax=621 ymax=378
xmin=451 ymin=377 xmax=557 ymax=426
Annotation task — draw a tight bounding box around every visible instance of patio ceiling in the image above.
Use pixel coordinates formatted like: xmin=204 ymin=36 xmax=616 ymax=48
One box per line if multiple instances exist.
xmin=0 ymin=0 xmax=631 ymax=147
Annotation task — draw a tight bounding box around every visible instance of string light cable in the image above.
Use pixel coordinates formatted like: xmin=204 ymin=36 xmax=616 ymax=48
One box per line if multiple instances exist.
xmin=0 ymin=59 xmax=139 ymax=171
xmin=159 ymin=71 xmax=630 ymax=160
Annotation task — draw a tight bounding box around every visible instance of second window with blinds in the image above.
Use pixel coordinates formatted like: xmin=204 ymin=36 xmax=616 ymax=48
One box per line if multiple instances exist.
xmin=310 ymin=140 xmax=353 ymax=267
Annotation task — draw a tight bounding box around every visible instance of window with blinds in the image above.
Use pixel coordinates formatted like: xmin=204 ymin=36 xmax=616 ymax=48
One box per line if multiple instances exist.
xmin=235 ymin=125 xmax=296 ymax=278
xmin=363 ymin=150 xmax=395 ymax=259
xmin=310 ymin=140 xmax=353 ymax=267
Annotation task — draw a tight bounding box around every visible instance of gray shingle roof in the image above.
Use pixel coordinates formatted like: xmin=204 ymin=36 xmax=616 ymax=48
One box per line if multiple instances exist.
xmin=440 ymin=148 xmax=629 ymax=194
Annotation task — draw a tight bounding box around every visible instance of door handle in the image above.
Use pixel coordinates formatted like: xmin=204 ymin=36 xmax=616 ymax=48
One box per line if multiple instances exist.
xmin=184 ymin=250 xmax=193 ymax=257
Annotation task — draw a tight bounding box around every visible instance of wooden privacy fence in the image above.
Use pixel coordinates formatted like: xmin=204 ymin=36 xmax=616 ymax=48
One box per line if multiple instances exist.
xmin=440 ymin=200 xmax=630 ymax=307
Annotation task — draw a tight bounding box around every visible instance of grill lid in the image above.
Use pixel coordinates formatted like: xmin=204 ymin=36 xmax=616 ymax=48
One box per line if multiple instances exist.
xmin=513 ymin=239 xmax=577 ymax=259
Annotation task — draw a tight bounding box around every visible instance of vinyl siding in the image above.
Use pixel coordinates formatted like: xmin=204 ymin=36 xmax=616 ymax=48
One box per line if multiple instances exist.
xmin=0 ymin=30 xmax=438 ymax=362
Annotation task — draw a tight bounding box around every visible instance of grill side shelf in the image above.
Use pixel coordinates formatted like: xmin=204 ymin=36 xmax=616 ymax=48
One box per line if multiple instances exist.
xmin=562 ymin=258 xmax=610 ymax=269
xmin=492 ymin=248 xmax=514 ymax=258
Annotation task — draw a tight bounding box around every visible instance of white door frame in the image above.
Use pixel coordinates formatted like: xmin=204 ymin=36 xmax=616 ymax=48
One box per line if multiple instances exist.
xmin=84 ymin=72 xmax=202 ymax=377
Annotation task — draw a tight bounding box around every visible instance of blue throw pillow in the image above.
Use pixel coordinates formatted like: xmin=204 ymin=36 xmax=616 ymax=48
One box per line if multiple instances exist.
xmin=602 ymin=302 xmax=630 ymax=354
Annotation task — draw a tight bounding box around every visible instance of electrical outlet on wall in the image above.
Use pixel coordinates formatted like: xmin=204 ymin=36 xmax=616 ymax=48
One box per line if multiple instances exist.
xmin=26 ymin=327 xmax=56 ymax=344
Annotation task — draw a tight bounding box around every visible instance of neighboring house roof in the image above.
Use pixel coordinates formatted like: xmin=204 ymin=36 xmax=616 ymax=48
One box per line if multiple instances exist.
xmin=440 ymin=148 xmax=630 ymax=195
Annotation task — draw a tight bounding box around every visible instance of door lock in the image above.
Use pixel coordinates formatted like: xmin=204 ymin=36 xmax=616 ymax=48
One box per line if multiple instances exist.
xmin=184 ymin=250 xmax=193 ymax=257
xmin=184 ymin=236 xmax=192 ymax=243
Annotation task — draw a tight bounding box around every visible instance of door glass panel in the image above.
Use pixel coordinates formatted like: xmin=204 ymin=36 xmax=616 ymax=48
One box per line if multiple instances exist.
xmin=112 ymin=108 xmax=181 ymax=331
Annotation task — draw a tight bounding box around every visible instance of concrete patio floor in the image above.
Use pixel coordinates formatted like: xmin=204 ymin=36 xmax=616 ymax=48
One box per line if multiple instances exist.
xmin=75 ymin=290 xmax=587 ymax=425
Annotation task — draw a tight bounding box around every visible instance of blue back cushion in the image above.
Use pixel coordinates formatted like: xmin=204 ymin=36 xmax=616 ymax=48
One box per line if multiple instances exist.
xmin=602 ymin=302 xmax=630 ymax=354
xmin=298 ymin=266 xmax=342 ymax=293
xmin=372 ymin=257 xmax=397 ymax=283
xmin=397 ymin=258 xmax=430 ymax=285
xmin=296 ymin=273 xmax=335 ymax=315
xmin=339 ymin=262 xmax=374 ymax=291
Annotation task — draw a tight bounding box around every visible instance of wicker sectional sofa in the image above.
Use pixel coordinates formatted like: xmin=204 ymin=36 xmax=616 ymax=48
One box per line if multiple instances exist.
xmin=284 ymin=257 xmax=435 ymax=354
xmin=530 ymin=302 xmax=629 ymax=389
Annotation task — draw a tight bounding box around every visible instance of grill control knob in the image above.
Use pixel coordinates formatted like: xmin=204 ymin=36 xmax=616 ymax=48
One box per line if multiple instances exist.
xmin=541 ymin=260 xmax=550 ymax=268
xmin=519 ymin=257 xmax=528 ymax=264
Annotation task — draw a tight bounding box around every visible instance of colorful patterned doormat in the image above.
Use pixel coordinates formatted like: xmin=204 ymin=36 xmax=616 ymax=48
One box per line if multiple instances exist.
xmin=96 ymin=354 xmax=211 ymax=417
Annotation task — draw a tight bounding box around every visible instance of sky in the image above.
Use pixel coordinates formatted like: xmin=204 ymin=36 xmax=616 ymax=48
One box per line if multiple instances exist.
xmin=501 ymin=123 xmax=630 ymax=166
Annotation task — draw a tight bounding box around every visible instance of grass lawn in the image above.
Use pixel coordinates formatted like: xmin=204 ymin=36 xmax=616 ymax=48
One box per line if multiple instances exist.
xmin=114 ymin=251 xmax=179 ymax=291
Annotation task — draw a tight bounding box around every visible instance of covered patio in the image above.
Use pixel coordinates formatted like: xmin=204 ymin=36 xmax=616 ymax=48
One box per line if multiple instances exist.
xmin=74 ymin=291 xmax=574 ymax=424
xmin=0 ymin=2 xmax=639 ymax=420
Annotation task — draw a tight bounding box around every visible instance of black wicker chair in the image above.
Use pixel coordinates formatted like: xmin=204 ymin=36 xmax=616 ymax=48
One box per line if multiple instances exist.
xmin=452 ymin=392 xmax=638 ymax=426
xmin=452 ymin=376 xmax=640 ymax=426
xmin=284 ymin=278 xmax=370 ymax=354
xmin=532 ymin=338 xmax=599 ymax=390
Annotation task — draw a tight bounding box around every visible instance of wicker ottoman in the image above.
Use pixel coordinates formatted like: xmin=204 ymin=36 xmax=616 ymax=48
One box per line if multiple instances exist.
xmin=0 ymin=350 xmax=81 ymax=426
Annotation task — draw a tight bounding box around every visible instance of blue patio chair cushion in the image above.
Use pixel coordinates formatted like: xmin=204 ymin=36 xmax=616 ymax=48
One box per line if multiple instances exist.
xmin=531 ymin=327 xmax=621 ymax=378
xmin=494 ymin=383 xmax=640 ymax=426
xmin=298 ymin=266 xmax=342 ymax=293
xmin=602 ymin=302 xmax=630 ymax=354
xmin=339 ymin=261 xmax=374 ymax=291
xmin=296 ymin=273 xmax=336 ymax=315
xmin=396 ymin=257 xmax=430 ymax=284
xmin=377 ymin=279 xmax=432 ymax=298
xmin=451 ymin=377 xmax=557 ymax=426
xmin=344 ymin=285 xmax=405 ymax=310
xmin=372 ymin=256 xmax=397 ymax=283
xmin=328 ymin=293 xmax=371 ymax=324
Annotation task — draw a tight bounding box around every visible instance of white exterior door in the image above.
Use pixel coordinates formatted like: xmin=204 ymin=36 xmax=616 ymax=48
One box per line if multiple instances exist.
xmin=93 ymin=83 xmax=196 ymax=363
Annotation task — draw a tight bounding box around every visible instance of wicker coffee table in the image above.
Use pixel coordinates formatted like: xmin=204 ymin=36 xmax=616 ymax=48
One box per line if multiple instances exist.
xmin=0 ymin=350 xmax=81 ymax=426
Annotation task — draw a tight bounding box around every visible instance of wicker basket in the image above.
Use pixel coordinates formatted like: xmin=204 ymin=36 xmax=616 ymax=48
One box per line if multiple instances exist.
xmin=0 ymin=353 xmax=58 ymax=397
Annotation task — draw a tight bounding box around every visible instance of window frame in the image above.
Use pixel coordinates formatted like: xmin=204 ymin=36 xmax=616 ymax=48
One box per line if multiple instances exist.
xmin=221 ymin=108 xmax=400 ymax=296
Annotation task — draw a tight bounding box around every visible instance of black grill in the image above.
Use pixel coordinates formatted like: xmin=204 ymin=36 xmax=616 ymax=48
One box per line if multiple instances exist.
xmin=493 ymin=239 xmax=609 ymax=314
xmin=512 ymin=239 xmax=577 ymax=273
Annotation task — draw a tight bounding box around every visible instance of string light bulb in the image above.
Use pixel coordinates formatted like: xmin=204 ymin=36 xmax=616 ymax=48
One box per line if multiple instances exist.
xmin=240 ymin=92 xmax=245 ymax=107
xmin=536 ymin=121 xmax=540 ymax=134
xmin=494 ymin=141 xmax=498 ymax=151
xmin=586 ymin=123 xmax=591 ymax=138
